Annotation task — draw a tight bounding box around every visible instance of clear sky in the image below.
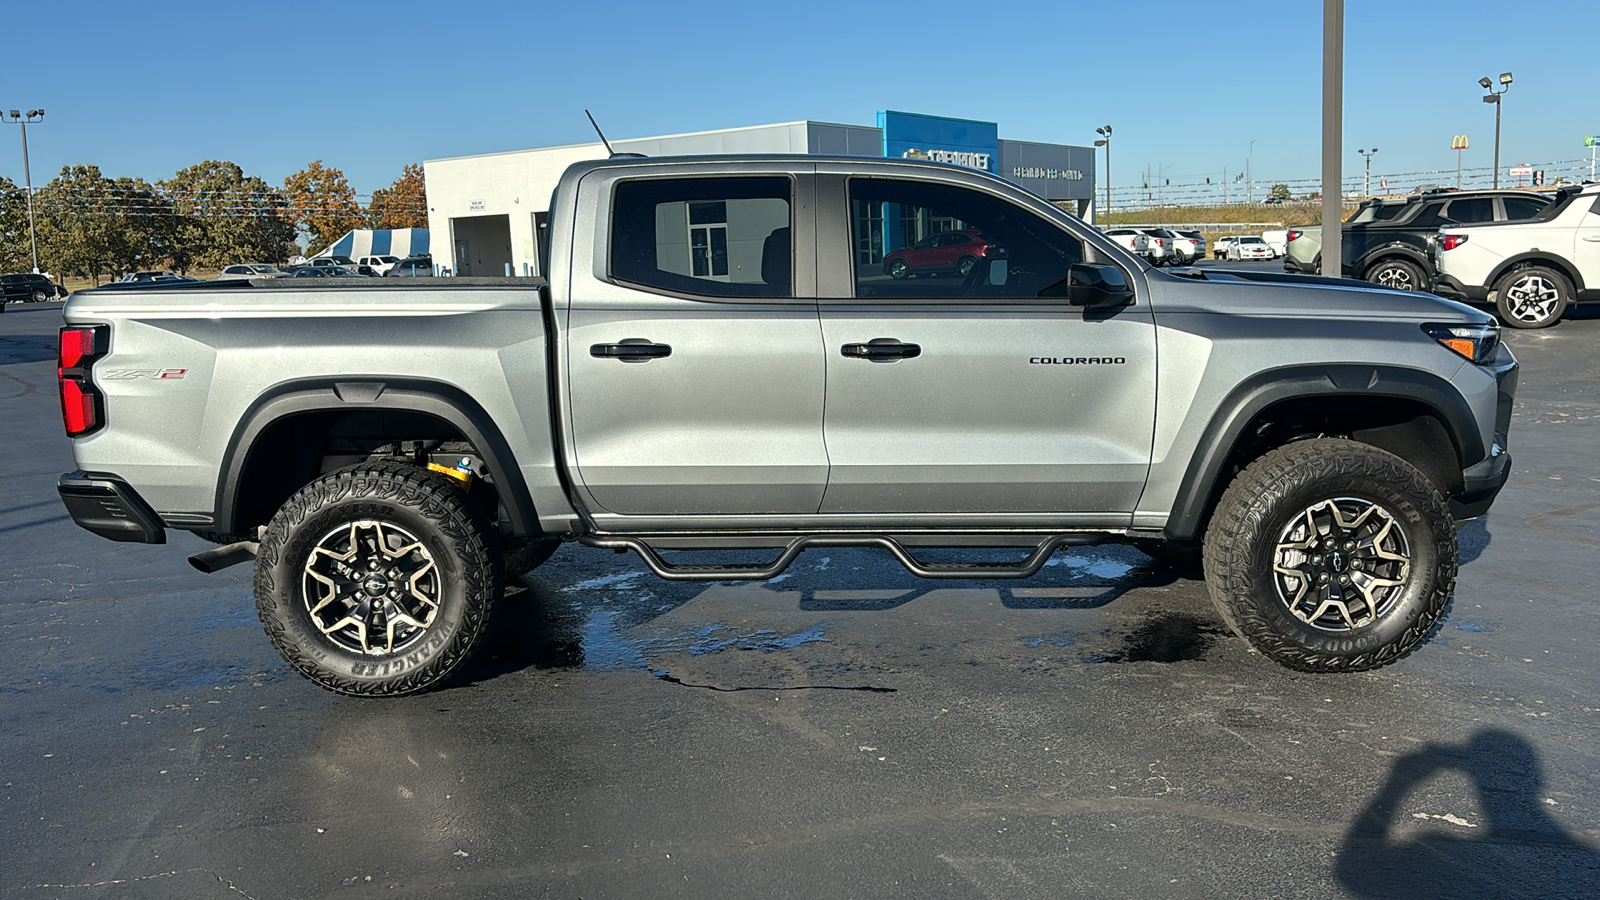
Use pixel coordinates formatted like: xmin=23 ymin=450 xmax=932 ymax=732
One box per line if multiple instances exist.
xmin=5 ymin=0 xmax=1597 ymax=199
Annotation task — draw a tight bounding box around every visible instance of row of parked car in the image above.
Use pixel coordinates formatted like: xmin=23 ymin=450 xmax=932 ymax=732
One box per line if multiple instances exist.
xmin=1282 ymin=183 xmax=1600 ymax=328
xmin=218 ymin=254 xmax=436 ymax=280
xmin=1100 ymin=227 xmax=1209 ymax=266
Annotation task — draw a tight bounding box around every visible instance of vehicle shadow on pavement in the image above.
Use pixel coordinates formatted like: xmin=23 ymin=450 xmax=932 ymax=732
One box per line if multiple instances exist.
xmin=1336 ymin=729 xmax=1600 ymax=899
xmin=1458 ymin=514 xmax=1492 ymax=566
xmin=0 ymin=333 xmax=60 ymax=365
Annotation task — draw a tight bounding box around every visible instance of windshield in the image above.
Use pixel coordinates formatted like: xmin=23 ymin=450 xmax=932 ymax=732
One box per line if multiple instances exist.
xmin=1239 ymin=237 xmax=1265 ymax=244
xmin=248 ymin=265 xmax=281 ymax=274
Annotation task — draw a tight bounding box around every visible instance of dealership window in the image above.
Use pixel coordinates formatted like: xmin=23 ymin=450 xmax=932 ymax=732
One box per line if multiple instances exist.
xmin=611 ymin=177 xmax=792 ymax=298
xmin=849 ymin=178 xmax=1084 ymax=300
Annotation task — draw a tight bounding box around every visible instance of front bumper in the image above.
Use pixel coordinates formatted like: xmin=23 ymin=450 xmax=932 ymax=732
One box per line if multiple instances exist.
xmin=1452 ymin=451 xmax=1511 ymax=520
xmin=58 ymin=472 xmax=167 ymax=544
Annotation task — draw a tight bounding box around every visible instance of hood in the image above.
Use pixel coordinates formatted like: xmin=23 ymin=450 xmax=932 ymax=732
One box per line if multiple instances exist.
xmin=1153 ymin=267 xmax=1493 ymax=324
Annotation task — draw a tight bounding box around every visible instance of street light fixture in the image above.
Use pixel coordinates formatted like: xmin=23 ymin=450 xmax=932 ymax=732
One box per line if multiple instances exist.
xmin=1479 ymin=72 xmax=1511 ymax=188
xmin=1094 ymin=125 xmax=1112 ymax=221
xmin=1358 ymin=147 xmax=1379 ymax=196
xmin=2 ymin=107 xmax=44 ymax=273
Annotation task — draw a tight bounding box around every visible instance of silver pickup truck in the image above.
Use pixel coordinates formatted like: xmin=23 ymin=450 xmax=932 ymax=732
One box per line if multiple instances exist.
xmin=56 ymin=155 xmax=1518 ymax=695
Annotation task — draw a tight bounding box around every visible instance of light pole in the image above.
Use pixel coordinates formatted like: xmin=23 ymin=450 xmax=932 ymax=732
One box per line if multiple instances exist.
xmin=1094 ymin=125 xmax=1112 ymax=222
xmin=3 ymin=108 xmax=44 ymax=273
xmin=1358 ymin=147 xmax=1378 ymax=196
xmin=1247 ymin=139 xmax=1257 ymax=204
xmin=1479 ymin=73 xmax=1511 ymax=188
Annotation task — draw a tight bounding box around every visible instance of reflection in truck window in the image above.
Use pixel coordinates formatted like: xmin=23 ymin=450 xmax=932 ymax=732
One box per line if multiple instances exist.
xmin=610 ymin=178 xmax=792 ymax=298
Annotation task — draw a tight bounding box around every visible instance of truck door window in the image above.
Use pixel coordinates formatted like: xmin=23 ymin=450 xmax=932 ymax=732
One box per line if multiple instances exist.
xmin=610 ymin=177 xmax=792 ymax=298
xmin=850 ymin=178 xmax=1084 ymax=300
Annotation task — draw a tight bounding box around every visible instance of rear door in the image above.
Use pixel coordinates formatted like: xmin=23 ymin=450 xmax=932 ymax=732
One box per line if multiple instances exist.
xmin=564 ymin=166 xmax=828 ymax=518
xmin=814 ymin=170 xmax=1156 ymax=523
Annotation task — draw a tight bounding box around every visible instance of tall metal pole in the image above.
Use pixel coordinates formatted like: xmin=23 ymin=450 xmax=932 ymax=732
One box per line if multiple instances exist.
xmin=1321 ymin=0 xmax=1344 ymax=279
xmin=19 ymin=120 xmax=39 ymax=273
xmin=1248 ymin=139 xmax=1256 ymax=204
xmin=1105 ymin=135 xmax=1111 ymax=221
xmin=1493 ymin=98 xmax=1502 ymax=189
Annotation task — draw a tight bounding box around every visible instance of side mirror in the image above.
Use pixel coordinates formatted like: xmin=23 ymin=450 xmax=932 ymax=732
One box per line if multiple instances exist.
xmin=1067 ymin=263 xmax=1135 ymax=308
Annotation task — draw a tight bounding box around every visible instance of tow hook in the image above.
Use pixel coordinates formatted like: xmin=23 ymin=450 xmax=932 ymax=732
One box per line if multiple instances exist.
xmin=188 ymin=540 xmax=260 ymax=574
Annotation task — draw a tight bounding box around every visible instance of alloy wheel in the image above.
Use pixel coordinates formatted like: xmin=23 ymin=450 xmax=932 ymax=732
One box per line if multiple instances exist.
xmin=1504 ymin=274 xmax=1561 ymax=324
xmin=1271 ymin=497 xmax=1411 ymax=631
xmin=302 ymin=519 xmax=441 ymax=655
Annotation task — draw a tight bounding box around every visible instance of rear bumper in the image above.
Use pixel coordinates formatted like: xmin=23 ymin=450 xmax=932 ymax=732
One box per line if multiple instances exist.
xmin=1431 ymin=273 xmax=1491 ymax=303
xmin=58 ymin=472 xmax=167 ymax=544
xmin=1283 ymin=256 xmax=1318 ymax=274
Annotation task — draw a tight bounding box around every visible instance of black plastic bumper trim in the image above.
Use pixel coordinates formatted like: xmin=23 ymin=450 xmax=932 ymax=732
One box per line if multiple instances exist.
xmin=1451 ymin=453 xmax=1511 ymax=521
xmin=57 ymin=472 xmax=167 ymax=544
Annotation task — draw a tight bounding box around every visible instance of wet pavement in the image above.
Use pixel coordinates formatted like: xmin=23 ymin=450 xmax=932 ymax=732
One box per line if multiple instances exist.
xmin=3 ymin=299 xmax=1599 ymax=898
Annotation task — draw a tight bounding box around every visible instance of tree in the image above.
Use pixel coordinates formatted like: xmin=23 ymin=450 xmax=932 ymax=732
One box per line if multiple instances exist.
xmin=282 ymin=160 xmax=365 ymax=252
xmin=162 ymin=160 xmax=297 ymax=270
xmin=36 ymin=165 xmax=119 ymax=284
xmin=1270 ymin=183 xmax=1292 ymax=201
xmin=368 ymin=163 xmax=428 ymax=229
xmin=0 ymin=176 xmax=33 ymax=273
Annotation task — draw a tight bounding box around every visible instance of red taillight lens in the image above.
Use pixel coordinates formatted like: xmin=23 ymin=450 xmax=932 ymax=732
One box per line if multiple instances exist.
xmin=1287 ymin=230 xmax=1303 ymax=242
xmin=1441 ymin=234 xmax=1469 ymax=251
xmin=58 ymin=326 xmax=106 ymax=437
xmin=60 ymin=378 xmax=96 ymax=434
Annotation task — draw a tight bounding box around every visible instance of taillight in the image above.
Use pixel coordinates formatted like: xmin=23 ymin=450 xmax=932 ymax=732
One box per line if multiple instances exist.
xmin=1441 ymin=234 xmax=1469 ymax=251
xmin=1287 ymin=229 xmax=1303 ymax=242
xmin=58 ymin=325 xmax=108 ymax=436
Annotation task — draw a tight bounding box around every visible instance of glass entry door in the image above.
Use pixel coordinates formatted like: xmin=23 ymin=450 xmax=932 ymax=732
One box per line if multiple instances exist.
xmin=687 ymin=201 xmax=730 ymax=281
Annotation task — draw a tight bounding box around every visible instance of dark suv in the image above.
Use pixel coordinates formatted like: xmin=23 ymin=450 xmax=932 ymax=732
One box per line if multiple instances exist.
xmin=0 ymin=273 xmax=66 ymax=309
xmin=1283 ymin=190 xmax=1552 ymax=291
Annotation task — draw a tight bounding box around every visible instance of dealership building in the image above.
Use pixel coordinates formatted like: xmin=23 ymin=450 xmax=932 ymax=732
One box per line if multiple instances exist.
xmin=422 ymin=111 xmax=1097 ymax=277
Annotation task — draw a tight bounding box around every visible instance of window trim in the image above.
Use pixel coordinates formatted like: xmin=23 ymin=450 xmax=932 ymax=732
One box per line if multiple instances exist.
xmin=603 ymin=173 xmax=801 ymax=304
xmin=833 ymin=174 xmax=1125 ymax=307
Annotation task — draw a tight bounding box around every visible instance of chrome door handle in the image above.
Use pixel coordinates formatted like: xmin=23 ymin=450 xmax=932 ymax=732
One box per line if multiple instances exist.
xmin=842 ymin=338 xmax=921 ymax=361
xmin=591 ymin=339 xmax=672 ymax=362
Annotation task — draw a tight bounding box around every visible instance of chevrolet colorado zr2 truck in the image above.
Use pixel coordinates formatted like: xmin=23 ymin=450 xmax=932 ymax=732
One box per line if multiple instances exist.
xmin=54 ymin=155 xmax=1518 ymax=696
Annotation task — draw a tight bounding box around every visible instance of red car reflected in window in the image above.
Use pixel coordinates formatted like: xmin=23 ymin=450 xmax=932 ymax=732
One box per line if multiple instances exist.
xmin=883 ymin=230 xmax=993 ymax=279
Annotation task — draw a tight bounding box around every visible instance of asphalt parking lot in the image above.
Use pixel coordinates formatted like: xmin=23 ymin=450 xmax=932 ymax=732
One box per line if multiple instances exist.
xmin=3 ymin=294 xmax=1598 ymax=899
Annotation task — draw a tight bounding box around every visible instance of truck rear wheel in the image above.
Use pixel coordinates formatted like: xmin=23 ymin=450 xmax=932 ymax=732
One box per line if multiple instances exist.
xmin=1494 ymin=265 xmax=1569 ymax=329
xmin=254 ymin=462 xmax=503 ymax=696
xmin=1202 ymin=438 xmax=1456 ymax=672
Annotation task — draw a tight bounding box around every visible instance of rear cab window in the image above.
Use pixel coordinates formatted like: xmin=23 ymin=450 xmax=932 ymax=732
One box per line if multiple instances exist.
xmin=610 ymin=177 xmax=792 ymax=299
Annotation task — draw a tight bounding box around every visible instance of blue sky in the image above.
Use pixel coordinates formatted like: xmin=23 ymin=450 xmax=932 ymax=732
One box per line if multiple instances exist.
xmin=5 ymin=0 xmax=1596 ymax=198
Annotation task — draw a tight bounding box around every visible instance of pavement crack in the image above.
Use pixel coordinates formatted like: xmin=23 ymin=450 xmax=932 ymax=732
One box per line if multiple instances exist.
xmin=29 ymin=867 xmax=255 ymax=897
xmin=650 ymin=669 xmax=895 ymax=693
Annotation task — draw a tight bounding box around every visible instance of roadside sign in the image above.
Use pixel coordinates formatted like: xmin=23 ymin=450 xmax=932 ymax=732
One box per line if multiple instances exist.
xmin=1508 ymin=165 xmax=1534 ymax=176
xmin=1586 ymin=136 xmax=1599 ymax=147
xmin=1451 ymin=135 xmax=1469 ymax=150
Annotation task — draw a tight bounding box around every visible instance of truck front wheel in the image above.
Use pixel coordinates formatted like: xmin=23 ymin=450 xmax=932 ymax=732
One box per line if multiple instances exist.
xmin=254 ymin=462 xmax=503 ymax=696
xmin=1202 ymin=439 xmax=1457 ymax=672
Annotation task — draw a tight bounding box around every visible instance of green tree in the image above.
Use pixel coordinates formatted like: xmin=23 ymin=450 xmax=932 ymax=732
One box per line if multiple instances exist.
xmin=162 ymin=160 xmax=297 ymax=270
xmin=0 ymin=176 xmax=33 ymax=273
xmin=368 ymin=163 xmax=428 ymax=229
xmin=36 ymin=165 xmax=118 ymax=284
xmin=1270 ymin=183 xmax=1292 ymax=201
xmin=283 ymin=160 xmax=365 ymax=252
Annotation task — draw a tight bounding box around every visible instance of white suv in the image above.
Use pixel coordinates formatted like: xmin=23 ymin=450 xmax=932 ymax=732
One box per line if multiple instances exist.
xmin=1433 ymin=183 xmax=1600 ymax=328
xmin=358 ymin=255 xmax=401 ymax=276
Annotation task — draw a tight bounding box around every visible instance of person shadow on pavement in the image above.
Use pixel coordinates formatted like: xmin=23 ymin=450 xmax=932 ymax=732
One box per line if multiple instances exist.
xmin=1336 ymin=729 xmax=1600 ymax=899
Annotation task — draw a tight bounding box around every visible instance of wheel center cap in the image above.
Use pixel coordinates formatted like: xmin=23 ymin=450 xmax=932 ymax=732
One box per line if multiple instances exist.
xmin=363 ymin=575 xmax=390 ymax=595
xmin=1328 ymin=550 xmax=1349 ymax=572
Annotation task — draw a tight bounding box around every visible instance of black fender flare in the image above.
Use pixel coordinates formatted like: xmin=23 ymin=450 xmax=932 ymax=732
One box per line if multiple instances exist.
xmin=212 ymin=378 xmax=538 ymax=537
xmin=1164 ymin=364 xmax=1482 ymax=541
xmin=1355 ymin=243 xmax=1433 ymax=279
xmin=1485 ymin=252 xmax=1587 ymax=294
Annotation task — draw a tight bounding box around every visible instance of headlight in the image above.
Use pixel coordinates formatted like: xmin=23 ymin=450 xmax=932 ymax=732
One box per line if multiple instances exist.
xmin=1423 ymin=322 xmax=1500 ymax=365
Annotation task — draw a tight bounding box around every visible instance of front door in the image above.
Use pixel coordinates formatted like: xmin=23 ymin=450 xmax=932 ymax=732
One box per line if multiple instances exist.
xmin=566 ymin=172 xmax=827 ymax=517
xmin=454 ymin=239 xmax=470 ymax=276
xmin=817 ymin=175 xmax=1156 ymax=522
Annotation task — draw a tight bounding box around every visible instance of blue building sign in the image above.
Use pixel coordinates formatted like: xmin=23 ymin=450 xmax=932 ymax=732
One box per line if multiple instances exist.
xmin=878 ymin=110 xmax=999 ymax=174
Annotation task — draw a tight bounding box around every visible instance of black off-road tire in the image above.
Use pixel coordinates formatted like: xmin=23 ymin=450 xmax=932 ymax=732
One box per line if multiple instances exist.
xmin=1202 ymin=438 xmax=1457 ymax=672
xmin=1365 ymin=258 xmax=1426 ymax=292
xmin=254 ymin=462 xmax=503 ymax=696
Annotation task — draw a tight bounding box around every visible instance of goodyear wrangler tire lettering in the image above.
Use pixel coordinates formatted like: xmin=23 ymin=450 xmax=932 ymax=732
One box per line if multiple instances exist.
xmin=253 ymin=462 xmax=503 ymax=697
xmin=1201 ymin=438 xmax=1457 ymax=673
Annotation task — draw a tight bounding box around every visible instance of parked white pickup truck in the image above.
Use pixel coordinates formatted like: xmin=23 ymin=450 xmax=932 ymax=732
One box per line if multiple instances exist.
xmin=1432 ymin=183 xmax=1600 ymax=328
